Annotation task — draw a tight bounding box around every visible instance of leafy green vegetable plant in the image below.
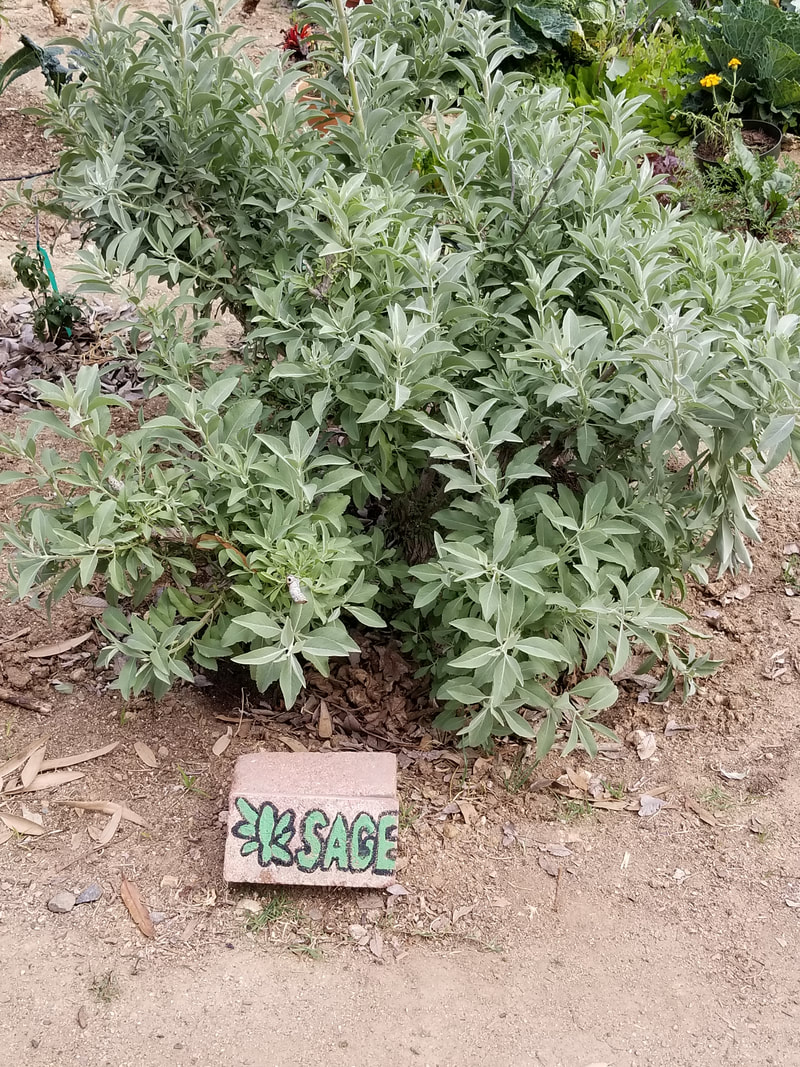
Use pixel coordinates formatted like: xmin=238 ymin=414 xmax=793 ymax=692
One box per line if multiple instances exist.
xmin=10 ymin=242 xmax=84 ymax=342
xmin=4 ymin=0 xmax=800 ymax=757
xmin=693 ymin=0 xmax=800 ymax=127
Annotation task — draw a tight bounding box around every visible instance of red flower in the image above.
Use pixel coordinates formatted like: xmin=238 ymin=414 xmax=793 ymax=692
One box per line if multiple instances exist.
xmin=282 ymin=23 xmax=313 ymax=60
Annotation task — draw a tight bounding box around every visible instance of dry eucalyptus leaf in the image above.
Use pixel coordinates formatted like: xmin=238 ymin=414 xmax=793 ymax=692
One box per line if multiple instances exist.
xmin=7 ymin=769 xmax=85 ymax=794
xmin=0 ymin=734 xmax=49 ymax=784
xmin=368 ymin=928 xmax=384 ymax=959
xmin=40 ymin=741 xmax=119 ymax=771
xmin=278 ymin=736 xmax=307 ymax=753
xmin=97 ymin=808 xmax=123 ymax=847
xmin=26 ymin=631 xmax=93 ymax=658
xmin=0 ymin=829 xmax=12 ymax=846
xmin=664 ymin=720 xmax=694 ymax=737
xmin=120 ymin=876 xmax=156 ymax=938
xmin=211 ymin=731 xmax=231 ymax=757
xmin=54 ymin=799 xmax=145 ymax=826
xmin=597 ymin=743 xmax=628 ymax=760
xmin=685 ymin=799 xmax=718 ymax=826
xmin=20 ymin=744 xmax=47 ymax=788
xmin=638 ymin=794 xmax=666 ymax=818
xmin=719 ymin=767 xmax=748 ymax=781
xmin=134 ymin=741 xmax=158 ymax=769
xmin=317 ymin=700 xmax=333 ymax=740
xmin=539 ymin=842 xmax=572 ymax=857
xmin=0 ymin=812 xmax=47 ymax=836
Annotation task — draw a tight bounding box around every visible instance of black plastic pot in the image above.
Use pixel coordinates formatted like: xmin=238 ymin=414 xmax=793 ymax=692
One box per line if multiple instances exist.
xmin=694 ymin=119 xmax=783 ymax=169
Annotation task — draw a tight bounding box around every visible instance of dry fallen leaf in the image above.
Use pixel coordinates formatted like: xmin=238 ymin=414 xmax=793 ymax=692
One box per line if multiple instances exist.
xmin=452 ymin=904 xmax=475 ymax=923
xmin=0 ymin=812 xmax=47 ymax=836
xmin=278 ymin=735 xmax=308 ymax=753
xmin=565 ymin=766 xmax=593 ymax=792
xmin=632 ymin=729 xmax=657 ymax=761
xmin=539 ymin=842 xmax=572 ymax=857
xmin=719 ymin=767 xmax=748 ymax=781
xmin=5 ymin=770 xmax=86 ymax=794
xmin=134 ymin=741 xmax=158 ymax=769
xmin=368 ymin=928 xmax=384 ymax=959
xmin=96 ymin=808 xmax=123 ymax=847
xmin=685 ymin=798 xmax=718 ymax=826
xmin=26 ymin=631 xmax=93 ymax=658
xmin=20 ymin=744 xmax=47 ymax=788
xmin=456 ymin=799 xmax=478 ymax=827
xmin=20 ymin=805 xmax=43 ymax=826
xmin=538 ymin=854 xmax=561 ymax=877
xmin=639 ymin=794 xmax=666 ymax=818
xmin=120 ymin=876 xmax=156 ymax=938
xmin=317 ymin=700 xmax=333 ymax=740
xmin=501 ymin=821 xmax=518 ymax=847
xmin=664 ymin=720 xmax=694 ymax=737
xmin=39 ymin=741 xmax=119 ymax=772
xmin=0 ymin=735 xmax=49 ymax=785
xmin=54 ymin=799 xmax=146 ymax=826
xmin=0 ymin=829 xmax=12 ymax=846
xmin=211 ymin=731 xmax=231 ymax=757
xmin=386 ymin=883 xmax=408 ymax=896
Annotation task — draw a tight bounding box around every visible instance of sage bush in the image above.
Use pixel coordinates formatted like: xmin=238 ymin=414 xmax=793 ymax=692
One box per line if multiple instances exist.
xmin=4 ymin=0 xmax=800 ymax=753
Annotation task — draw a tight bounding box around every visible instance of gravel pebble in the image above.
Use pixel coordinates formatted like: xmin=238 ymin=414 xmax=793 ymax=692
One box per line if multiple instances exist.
xmin=47 ymin=891 xmax=76 ymax=914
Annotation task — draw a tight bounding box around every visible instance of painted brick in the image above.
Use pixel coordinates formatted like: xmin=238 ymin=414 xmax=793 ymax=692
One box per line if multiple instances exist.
xmin=224 ymin=752 xmax=398 ymax=888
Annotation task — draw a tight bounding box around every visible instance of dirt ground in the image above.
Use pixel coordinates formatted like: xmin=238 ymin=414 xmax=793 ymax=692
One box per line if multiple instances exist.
xmin=3 ymin=3 xmax=800 ymax=1066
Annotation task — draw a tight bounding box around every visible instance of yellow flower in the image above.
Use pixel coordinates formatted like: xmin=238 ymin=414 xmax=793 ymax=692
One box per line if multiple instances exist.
xmin=700 ymin=73 xmax=722 ymax=88
xmin=728 ymin=57 xmax=742 ymax=68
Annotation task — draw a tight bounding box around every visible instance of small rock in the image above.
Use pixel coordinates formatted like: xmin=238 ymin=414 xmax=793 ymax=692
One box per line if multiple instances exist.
xmin=47 ymin=891 xmax=76 ymax=914
xmin=69 ymin=668 xmax=88 ymax=683
xmin=235 ymin=898 xmax=261 ymax=916
xmin=31 ymin=1038 xmax=40 ymax=1049
xmin=5 ymin=665 xmax=33 ymax=689
xmin=77 ymin=1006 xmax=88 ymax=1030
xmin=217 ymin=810 xmax=228 ymax=824
xmin=75 ymin=883 xmax=103 ymax=905
xmin=157 ymin=746 xmax=169 ymax=759
xmin=348 ymin=924 xmax=368 ymax=940
xmin=149 ymin=911 xmax=167 ymax=925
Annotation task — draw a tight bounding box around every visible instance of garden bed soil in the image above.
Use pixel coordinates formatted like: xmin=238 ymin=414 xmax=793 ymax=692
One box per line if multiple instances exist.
xmin=695 ymin=124 xmax=781 ymax=163
xmin=3 ymin=2 xmax=800 ymax=1065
